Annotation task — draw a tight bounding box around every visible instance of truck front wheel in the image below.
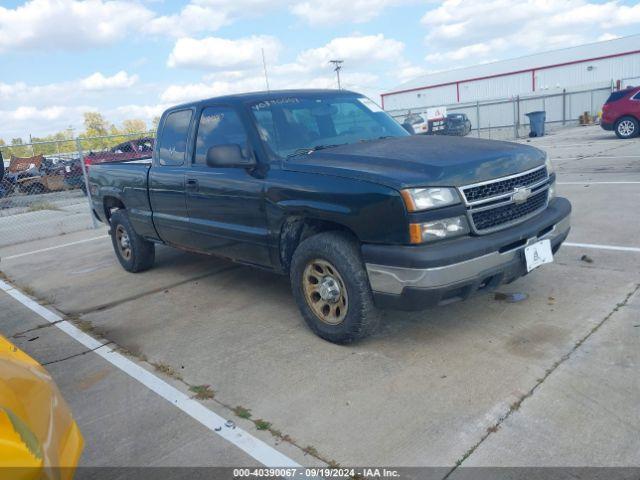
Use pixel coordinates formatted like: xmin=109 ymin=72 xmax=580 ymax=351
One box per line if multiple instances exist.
xmin=110 ymin=210 xmax=155 ymax=272
xmin=290 ymin=231 xmax=380 ymax=343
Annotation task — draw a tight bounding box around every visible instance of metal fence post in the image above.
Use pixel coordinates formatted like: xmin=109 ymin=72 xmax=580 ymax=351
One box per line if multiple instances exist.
xmin=513 ymin=97 xmax=518 ymax=139
xmin=76 ymin=137 xmax=98 ymax=229
xmin=476 ymin=101 xmax=480 ymax=138
xmin=562 ymin=89 xmax=566 ymax=126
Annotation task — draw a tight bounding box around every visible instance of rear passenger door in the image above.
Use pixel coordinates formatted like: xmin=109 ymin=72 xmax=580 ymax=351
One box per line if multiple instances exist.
xmin=149 ymin=108 xmax=194 ymax=245
xmin=184 ymin=105 xmax=271 ymax=266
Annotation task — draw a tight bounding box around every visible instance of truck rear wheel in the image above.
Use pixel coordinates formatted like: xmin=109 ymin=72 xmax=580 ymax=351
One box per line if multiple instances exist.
xmin=110 ymin=210 xmax=155 ymax=272
xmin=290 ymin=231 xmax=380 ymax=343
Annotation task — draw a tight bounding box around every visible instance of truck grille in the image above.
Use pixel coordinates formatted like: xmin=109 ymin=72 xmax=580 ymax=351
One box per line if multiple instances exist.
xmin=471 ymin=189 xmax=548 ymax=231
xmin=460 ymin=165 xmax=550 ymax=234
xmin=462 ymin=167 xmax=547 ymax=203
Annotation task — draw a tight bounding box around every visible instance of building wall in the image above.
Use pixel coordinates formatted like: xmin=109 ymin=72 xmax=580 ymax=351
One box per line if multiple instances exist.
xmin=382 ymin=51 xmax=640 ymax=111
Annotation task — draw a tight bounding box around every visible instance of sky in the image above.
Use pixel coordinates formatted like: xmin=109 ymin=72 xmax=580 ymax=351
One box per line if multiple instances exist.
xmin=1 ymin=0 xmax=639 ymax=140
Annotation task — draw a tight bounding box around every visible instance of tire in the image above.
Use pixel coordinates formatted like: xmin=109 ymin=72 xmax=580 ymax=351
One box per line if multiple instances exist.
xmin=290 ymin=231 xmax=380 ymax=344
xmin=110 ymin=209 xmax=155 ymax=272
xmin=614 ymin=116 xmax=639 ymax=139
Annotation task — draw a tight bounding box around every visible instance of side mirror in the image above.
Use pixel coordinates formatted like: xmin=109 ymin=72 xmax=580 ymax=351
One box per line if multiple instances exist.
xmin=206 ymin=144 xmax=256 ymax=168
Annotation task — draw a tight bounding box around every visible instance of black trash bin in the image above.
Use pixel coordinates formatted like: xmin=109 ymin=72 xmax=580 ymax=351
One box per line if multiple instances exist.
xmin=526 ymin=111 xmax=546 ymax=137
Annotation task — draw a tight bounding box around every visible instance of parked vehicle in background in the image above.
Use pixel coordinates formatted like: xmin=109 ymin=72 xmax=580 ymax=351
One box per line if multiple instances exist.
xmin=89 ymin=89 xmax=570 ymax=344
xmin=84 ymin=137 xmax=154 ymax=167
xmin=62 ymin=157 xmax=87 ymax=194
xmin=69 ymin=138 xmax=155 ymax=195
xmin=5 ymin=155 xmax=68 ymax=195
xmin=601 ymin=86 xmax=640 ymax=139
xmin=402 ymin=112 xmax=429 ymax=134
xmin=402 ymin=110 xmax=470 ymax=136
xmin=0 ymin=334 xmax=83 ymax=478
xmin=444 ymin=113 xmax=472 ymax=136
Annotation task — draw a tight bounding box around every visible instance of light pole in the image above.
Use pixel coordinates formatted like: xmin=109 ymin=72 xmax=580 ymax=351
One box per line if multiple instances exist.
xmin=329 ymin=60 xmax=343 ymax=89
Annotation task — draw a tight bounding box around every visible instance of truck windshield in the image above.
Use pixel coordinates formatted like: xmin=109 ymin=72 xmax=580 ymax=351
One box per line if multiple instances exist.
xmin=249 ymin=95 xmax=409 ymax=158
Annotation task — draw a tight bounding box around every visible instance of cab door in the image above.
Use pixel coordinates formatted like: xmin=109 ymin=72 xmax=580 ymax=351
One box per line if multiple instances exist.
xmin=184 ymin=105 xmax=271 ymax=267
xmin=149 ymin=108 xmax=194 ymax=245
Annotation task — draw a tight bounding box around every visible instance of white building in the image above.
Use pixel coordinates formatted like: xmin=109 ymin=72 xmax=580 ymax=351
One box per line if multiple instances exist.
xmin=382 ymin=34 xmax=640 ymax=112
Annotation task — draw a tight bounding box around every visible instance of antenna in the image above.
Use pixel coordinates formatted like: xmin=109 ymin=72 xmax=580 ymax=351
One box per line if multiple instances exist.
xmin=261 ymin=48 xmax=270 ymax=92
xmin=329 ymin=59 xmax=343 ymax=90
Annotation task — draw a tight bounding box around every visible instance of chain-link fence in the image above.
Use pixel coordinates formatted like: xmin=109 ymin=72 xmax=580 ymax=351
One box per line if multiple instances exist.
xmin=387 ymin=84 xmax=616 ymax=141
xmin=0 ymin=131 xmax=155 ymax=248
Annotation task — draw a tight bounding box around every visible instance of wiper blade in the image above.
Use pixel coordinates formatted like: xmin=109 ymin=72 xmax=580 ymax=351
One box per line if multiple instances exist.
xmin=358 ymin=135 xmax=394 ymax=143
xmin=286 ymin=144 xmax=344 ymax=158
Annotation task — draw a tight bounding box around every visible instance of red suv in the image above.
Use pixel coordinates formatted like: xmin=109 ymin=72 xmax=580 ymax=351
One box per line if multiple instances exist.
xmin=601 ymin=86 xmax=640 ymax=139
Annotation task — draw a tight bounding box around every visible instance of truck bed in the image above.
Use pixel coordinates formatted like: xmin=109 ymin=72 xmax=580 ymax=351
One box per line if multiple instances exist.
xmin=89 ymin=160 xmax=155 ymax=238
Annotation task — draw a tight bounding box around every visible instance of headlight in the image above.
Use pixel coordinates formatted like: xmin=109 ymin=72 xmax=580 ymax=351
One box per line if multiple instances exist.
xmin=409 ymin=216 xmax=470 ymax=244
xmin=401 ymin=187 xmax=460 ymax=212
xmin=548 ymin=181 xmax=556 ymax=200
xmin=544 ymin=154 xmax=554 ymax=175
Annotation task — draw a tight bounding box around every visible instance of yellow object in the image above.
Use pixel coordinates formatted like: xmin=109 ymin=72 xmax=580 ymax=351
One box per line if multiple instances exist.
xmin=0 ymin=335 xmax=83 ymax=480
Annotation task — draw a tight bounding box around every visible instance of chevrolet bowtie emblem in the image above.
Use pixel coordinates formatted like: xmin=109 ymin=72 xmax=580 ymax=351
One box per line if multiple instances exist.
xmin=512 ymin=186 xmax=532 ymax=204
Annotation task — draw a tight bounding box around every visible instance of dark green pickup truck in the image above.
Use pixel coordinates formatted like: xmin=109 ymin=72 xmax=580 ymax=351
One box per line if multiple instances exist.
xmin=89 ymin=89 xmax=571 ymax=343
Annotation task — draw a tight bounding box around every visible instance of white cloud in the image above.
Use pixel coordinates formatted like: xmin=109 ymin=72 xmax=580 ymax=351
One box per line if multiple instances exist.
xmin=0 ymin=105 xmax=93 ymax=139
xmin=167 ymin=35 xmax=282 ymax=70
xmin=145 ymin=2 xmax=230 ymax=37
xmin=111 ymin=104 xmax=168 ymax=122
xmin=290 ymin=0 xmax=406 ymax=25
xmin=80 ymin=71 xmax=139 ymax=91
xmin=0 ymin=0 xmax=154 ymax=52
xmin=0 ymin=71 xmax=141 ymax=103
xmin=161 ymin=77 xmax=268 ymax=104
xmin=420 ymin=0 xmax=640 ymax=68
xmin=0 ymin=0 xmax=289 ymax=52
xmin=159 ymin=70 xmax=383 ymax=105
xmin=162 ymin=33 xmax=406 ymax=104
xmin=295 ymin=34 xmax=405 ymax=69
xmin=597 ymin=33 xmax=621 ymax=42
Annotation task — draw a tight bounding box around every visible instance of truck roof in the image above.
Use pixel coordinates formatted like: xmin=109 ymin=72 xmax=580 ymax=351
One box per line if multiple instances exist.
xmin=169 ymin=89 xmax=361 ymax=110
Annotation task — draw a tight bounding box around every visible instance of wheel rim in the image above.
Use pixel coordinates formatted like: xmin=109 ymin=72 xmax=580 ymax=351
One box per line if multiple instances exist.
xmin=618 ymin=120 xmax=635 ymax=136
xmin=115 ymin=225 xmax=132 ymax=260
xmin=302 ymin=259 xmax=348 ymax=325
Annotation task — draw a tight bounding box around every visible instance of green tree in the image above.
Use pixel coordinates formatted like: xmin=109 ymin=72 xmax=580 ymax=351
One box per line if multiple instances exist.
xmin=121 ymin=119 xmax=147 ymax=134
xmin=83 ymin=112 xmax=110 ymax=137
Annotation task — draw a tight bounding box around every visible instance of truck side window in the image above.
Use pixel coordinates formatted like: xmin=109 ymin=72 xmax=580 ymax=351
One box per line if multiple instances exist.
xmin=194 ymin=107 xmax=248 ymax=165
xmin=158 ymin=109 xmax=192 ymax=166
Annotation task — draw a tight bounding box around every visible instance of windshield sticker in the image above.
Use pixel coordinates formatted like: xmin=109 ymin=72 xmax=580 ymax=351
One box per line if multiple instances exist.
xmin=252 ymin=98 xmax=301 ymax=110
xmin=357 ymin=97 xmax=383 ymax=113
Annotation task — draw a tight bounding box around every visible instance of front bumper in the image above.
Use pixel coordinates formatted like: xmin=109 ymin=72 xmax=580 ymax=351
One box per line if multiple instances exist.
xmin=363 ymin=197 xmax=571 ymax=310
xmin=600 ymin=122 xmax=614 ymax=131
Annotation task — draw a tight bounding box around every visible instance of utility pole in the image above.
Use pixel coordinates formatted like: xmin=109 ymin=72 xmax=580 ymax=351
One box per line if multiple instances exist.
xmin=261 ymin=48 xmax=270 ymax=92
xmin=329 ymin=60 xmax=343 ymax=89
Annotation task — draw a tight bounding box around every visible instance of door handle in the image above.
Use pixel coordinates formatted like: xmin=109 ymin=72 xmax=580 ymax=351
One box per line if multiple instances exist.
xmin=186 ymin=178 xmax=198 ymax=190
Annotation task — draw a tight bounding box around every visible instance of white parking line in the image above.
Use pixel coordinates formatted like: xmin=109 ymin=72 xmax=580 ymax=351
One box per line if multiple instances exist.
xmin=557 ymin=156 xmax=640 ymax=160
xmin=558 ymin=182 xmax=640 ymax=185
xmin=0 ymin=279 xmax=302 ymax=470
xmin=2 ymin=235 xmax=110 ymax=261
xmin=564 ymin=242 xmax=640 ymax=253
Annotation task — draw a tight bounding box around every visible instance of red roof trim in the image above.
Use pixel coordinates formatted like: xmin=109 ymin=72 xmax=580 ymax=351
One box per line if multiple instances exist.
xmin=381 ymin=49 xmax=640 ymax=98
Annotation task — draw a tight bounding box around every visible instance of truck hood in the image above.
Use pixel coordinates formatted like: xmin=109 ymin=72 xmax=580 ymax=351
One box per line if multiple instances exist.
xmin=282 ymin=135 xmax=546 ymax=189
